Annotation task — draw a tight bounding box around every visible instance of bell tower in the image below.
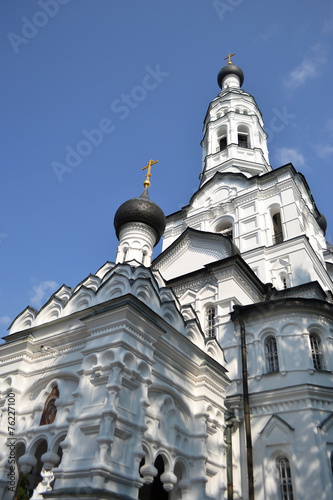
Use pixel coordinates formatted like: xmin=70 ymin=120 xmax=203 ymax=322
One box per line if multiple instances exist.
xmin=200 ymin=55 xmax=271 ymax=186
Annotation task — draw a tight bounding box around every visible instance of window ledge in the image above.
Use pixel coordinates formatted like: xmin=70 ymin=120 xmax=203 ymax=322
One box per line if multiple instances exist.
xmin=262 ymin=370 xmax=282 ymax=377
xmin=308 ymin=368 xmax=331 ymax=374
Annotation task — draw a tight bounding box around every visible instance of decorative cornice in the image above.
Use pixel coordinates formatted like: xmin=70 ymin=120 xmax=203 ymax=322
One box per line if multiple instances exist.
xmin=228 ymin=384 xmax=333 ymax=417
xmin=252 ymin=395 xmax=333 ymax=417
xmin=232 ymin=297 xmax=333 ymax=322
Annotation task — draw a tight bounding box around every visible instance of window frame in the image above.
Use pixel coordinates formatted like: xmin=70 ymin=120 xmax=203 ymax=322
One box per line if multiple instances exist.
xmin=309 ymin=333 xmax=324 ymax=370
xmin=276 ymin=456 xmax=294 ymax=500
xmin=272 ymin=211 xmax=284 ymax=245
xmin=206 ymin=306 xmax=216 ymax=338
xmin=237 ymin=124 xmax=251 ymax=149
xmin=216 ymin=125 xmax=228 ymax=153
xmin=265 ymin=336 xmax=279 ymax=373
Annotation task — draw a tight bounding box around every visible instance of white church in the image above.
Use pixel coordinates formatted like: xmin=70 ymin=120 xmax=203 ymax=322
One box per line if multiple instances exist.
xmin=1 ymin=58 xmax=333 ymax=500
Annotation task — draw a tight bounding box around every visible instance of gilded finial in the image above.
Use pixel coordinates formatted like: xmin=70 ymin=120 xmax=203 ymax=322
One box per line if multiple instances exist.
xmin=224 ymin=53 xmax=235 ymax=65
xmin=142 ymin=159 xmax=158 ymax=188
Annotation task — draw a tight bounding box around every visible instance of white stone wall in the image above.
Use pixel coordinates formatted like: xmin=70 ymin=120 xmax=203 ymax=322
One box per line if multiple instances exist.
xmin=0 ymin=265 xmax=231 ymax=500
xmin=162 ymin=166 xmax=332 ymax=295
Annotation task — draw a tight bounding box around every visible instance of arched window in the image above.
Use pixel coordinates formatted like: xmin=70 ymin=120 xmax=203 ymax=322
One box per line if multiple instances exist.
xmin=40 ymin=386 xmax=59 ymax=426
xmin=216 ymin=219 xmax=233 ymax=240
xmin=219 ymin=136 xmax=227 ymax=151
xmin=276 ymin=456 xmax=294 ymax=500
xmin=15 ymin=473 xmax=31 ymax=500
xmin=280 ymin=272 xmax=288 ymax=289
xmin=217 ymin=125 xmax=228 ymax=152
xmin=309 ymin=334 xmax=323 ymax=370
xmin=14 ymin=442 xmax=30 ymax=499
xmin=29 ymin=440 xmax=48 ymax=493
xmin=139 ymin=455 xmax=169 ymax=500
xmin=272 ymin=212 xmax=283 ymax=244
xmin=237 ymin=125 xmax=250 ymax=148
xmin=330 ymin=451 xmax=333 ymax=476
xmin=206 ymin=306 xmax=216 ymax=338
xmin=265 ymin=336 xmax=279 ymax=373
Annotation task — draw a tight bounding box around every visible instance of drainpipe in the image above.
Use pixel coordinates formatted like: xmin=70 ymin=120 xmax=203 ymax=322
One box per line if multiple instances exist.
xmin=234 ymin=306 xmax=254 ymax=500
xmin=225 ymin=414 xmax=239 ymax=500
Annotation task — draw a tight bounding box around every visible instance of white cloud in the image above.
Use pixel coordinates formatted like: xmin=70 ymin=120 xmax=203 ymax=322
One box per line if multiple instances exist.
xmin=283 ymin=44 xmax=327 ymax=89
xmin=30 ymin=280 xmax=59 ymax=309
xmin=274 ymin=147 xmax=305 ymax=167
xmin=316 ymin=144 xmax=333 ymax=159
xmin=0 ymin=315 xmax=11 ymax=325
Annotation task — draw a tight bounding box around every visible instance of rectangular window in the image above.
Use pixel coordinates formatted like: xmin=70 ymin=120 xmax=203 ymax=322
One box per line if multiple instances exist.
xmin=310 ymin=334 xmax=323 ymax=370
xmin=206 ymin=307 xmax=216 ymax=337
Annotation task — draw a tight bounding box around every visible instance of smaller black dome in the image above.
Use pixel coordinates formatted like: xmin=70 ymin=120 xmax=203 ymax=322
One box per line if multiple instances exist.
xmin=316 ymin=212 xmax=327 ymax=235
xmin=114 ymin=188 xmax=166 ymax=245
xmin=217 ymin=64 xmax=244 ymax=89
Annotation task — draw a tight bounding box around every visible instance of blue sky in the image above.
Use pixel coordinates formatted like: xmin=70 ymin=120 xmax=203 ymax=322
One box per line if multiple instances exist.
xmin=1 ymin=0 xmax=333 ymax=334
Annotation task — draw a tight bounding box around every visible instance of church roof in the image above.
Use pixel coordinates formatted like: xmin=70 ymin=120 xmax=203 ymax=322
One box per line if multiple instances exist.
xmin=217 ymin=63 xmax=244 ymax=88
xmin=7 ymin=262 xmax=181 ymax=334
xmin=114 ymin=187 xmax=166 ymax=244
xmin=5 ymin=259 xmax=227 ymax=366
xmin=153 ymin=227 xmax=240 ymax=281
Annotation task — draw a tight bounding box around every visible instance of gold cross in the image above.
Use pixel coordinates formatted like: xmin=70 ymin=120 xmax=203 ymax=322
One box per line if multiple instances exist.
xmin=142 ymin=159 xmax=158 ymax=188
xmin=224 ymin=53 xmax=235 ymax=65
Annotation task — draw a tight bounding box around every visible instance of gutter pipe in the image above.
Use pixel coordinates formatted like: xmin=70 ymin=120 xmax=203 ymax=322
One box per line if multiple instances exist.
xmin=234 ymin=305 xmax=254 ymax=500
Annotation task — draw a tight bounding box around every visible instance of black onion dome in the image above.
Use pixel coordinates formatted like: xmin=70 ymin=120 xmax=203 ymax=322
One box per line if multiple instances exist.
xmin=217 ymin=64 xmax=244 ymax=89
xmin=114 ymin=187 xmax=166 ymax=245
xmin=316 ymin=212 xmax=327 ymax=235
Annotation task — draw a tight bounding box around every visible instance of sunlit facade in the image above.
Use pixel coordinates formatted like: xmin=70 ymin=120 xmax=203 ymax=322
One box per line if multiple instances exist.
xmin=0 ymin=61 xmax=333 ymax=500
